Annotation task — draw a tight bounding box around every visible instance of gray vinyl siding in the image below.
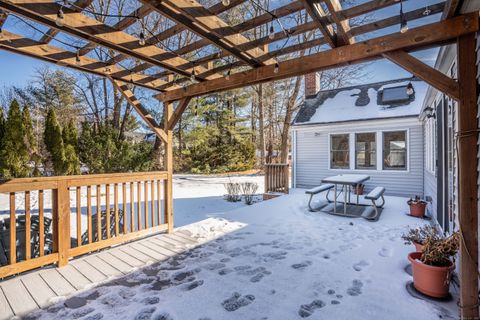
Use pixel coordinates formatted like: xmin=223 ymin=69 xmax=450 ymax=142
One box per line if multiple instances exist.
xmin=293 ymin=117 xmax=424 ymax=198
xmin=424 ymin=170 xmax=437 ymax=218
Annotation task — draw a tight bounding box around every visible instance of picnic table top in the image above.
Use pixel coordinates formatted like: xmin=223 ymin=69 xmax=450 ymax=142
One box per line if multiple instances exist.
xmin=321 ymin=174 xmax=370 ymax=185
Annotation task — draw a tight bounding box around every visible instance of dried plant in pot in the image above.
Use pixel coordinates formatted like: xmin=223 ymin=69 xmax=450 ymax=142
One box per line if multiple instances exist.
xmin=407 ymin=195 xmax=428 ymax=218
xmin=408 ymin=232 xmax=459 ymax=298
xmin=352 ymin=183 xmax=364 ymax=195
xmin=402 ymin=225 xmax=440 ymax=252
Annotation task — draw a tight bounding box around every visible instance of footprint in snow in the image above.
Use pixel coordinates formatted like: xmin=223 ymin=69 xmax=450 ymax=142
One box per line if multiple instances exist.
xmin=298 ymin=300 xmax=326 ymax=318
xmin=378 ymin=247 xmax=394 ymax=257
xmin=222 ymin=292 xmax=255 ymax=312
xmin=291 ymin=261 xmax=312 ymax=270
xmin=347 ymin=279 xmax=363 ymax=296
xmin=352 ymin=260 xmax=370 ymax=271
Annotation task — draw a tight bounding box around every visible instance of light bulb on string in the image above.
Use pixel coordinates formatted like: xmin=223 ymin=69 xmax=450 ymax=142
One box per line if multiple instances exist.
xmin=191 ymin=68 xmax=196 ymax=81
xmin=274 ymin=62 xmax=279 ymax=74
xmin=139 ymin=30 xmax=146 ymax=46
xmin=399 ymin=0 xmax=408 ymax=33
xmin=406 ymin=82 xmax=414 ymax=96
xmin=268 ymin=23 xmax=275 ymax=40
xmin=56 ymin=8 xmax=65 ymax=27
xmin=225 ymin=68 xmax=231 ymax=81
xmin=423 ymin=6 xmax=431 ymax=16
xmin=222 ymin=0 xmax=230 ymax=7
xmin=75 ymin=49 xmax=81 ymax=66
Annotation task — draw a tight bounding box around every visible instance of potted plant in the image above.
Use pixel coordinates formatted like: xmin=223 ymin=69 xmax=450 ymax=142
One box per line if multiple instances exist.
xmin=407 ymin=196 xmax=428 ymax=218
xmin=402 ymin=225 xmax=440 ymax=252
xmin=408 ymin=231 xmax=459 ymax=298
xmin=352 ymin=183 xmax=364 ymax=195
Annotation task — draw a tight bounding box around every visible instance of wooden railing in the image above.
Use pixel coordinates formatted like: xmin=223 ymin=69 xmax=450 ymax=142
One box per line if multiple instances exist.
xmin=264 ymin=164 xmax=289 ymax=194
xmin=0 ymin=171 xmax=171 ymax=278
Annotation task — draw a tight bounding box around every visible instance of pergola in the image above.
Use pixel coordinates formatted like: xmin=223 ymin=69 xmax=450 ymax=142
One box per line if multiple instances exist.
xmin=0 ymin=0 xmax=478 ymax=318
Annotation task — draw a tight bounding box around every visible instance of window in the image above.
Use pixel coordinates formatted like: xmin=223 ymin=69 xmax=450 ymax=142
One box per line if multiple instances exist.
xmin=355 ymin=133 xmax=376 ymax=169
xmin=381 ymin=86 xmax=410 ymax=104
xmin=383 ymin=131 xmax=407 ymax=170
xmin=330 ymin=134 xmax=350 ymax=169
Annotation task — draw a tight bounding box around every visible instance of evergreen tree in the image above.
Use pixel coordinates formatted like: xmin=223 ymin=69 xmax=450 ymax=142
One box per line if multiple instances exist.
xmin=62 ymin=119 xmax=78 ymax=150
xmin=0 ymin=100 xmax=30 ymax=178
xmin=22 ymin=105 xmax=35 ymax=153
xmin=44 ymin=108 xmax=65 ymax=175
xmin=0 ymin=108 xmax=5 ymax=156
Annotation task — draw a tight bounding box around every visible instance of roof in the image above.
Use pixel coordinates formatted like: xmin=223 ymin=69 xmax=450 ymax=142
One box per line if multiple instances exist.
xmin=293 ymin=77 xmax=429 ymax=126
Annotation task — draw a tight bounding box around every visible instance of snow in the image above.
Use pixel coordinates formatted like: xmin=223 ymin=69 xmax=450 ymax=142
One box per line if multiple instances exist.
xmin=21 ymin=179 xmax=458 ymax=320
xmin=306 ymin=80 xmax=429 ymax=124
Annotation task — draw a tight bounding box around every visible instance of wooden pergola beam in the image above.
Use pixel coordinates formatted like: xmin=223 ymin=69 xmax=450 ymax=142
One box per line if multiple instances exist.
xmin=110 ymin=78 xmax=167 ymax=143
xmin=0 ymin=30 xmax=166 ymax=92
xmin=0 ymin=9 xmax=7 ymax=27
xmin=141 ymin=0 xmax=275 ymax=67
xmin=301 ymin=0 xmax=337 ymax=47
xmin=168 ymin=97 xmax=192 ymax=130
xmin=0 ymin=0 xmax=209 ymax=80
xmin=383 ymin=50 xmax=460 ymax=100
xmin=323 ymin=0 xmax=354 ymax=45
xmin=442 ymin=0 xmax=461 ymax=19
xmin=157 ymin=13 xmax=478 ymax=102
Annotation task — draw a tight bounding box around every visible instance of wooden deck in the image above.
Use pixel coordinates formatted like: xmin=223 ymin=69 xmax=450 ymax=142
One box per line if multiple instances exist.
xmin=0 ymin=230 xmax=198 ymax=319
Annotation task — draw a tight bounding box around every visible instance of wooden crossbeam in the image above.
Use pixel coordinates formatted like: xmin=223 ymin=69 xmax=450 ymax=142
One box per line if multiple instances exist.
xmin=0 ymin=29 xmax=166 ymax=92
xmin=323 ymin=0 xmax=354 ymax=45
xmin=141 ymin=0 xmax=276 ymax=67
xmin=442 ymin=0 xmax=461 ymax=19
xmin=39 ymin=0 xmax=93 ymax=44
xmin=383 ymin=50 xmax=460 ymax=100
xmin=301 ymin=0 xmax=337 ymax=47
xmin=156 ymin=13 xmax=478 ymax=102
xmin=157 ymin=2 xmax=446 ymax=91
xmin=168 ymin=97 xmax=192 ymax=129
xmin=0 ymin=0 xmax=209 ymax=80
xmin=110 ymin=78 xmax=167 ymax=143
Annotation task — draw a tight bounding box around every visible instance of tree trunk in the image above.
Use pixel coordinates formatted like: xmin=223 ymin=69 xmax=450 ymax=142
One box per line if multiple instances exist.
xmin=280 ymin=76 xmax=302 ymax=163
xmin=257 ymin=84 xmax=265 ymax=166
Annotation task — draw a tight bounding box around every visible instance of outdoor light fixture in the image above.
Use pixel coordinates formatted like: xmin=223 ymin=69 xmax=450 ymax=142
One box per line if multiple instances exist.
xmin=269 ymin=24 xmax=275 ymax=40
xmin=399 ymin=0 xmax=408 ymax=33
xmin=222 ymin=0 xmax=230 ymax=7
xmin=424 ymin=106 xmax=435 ymax=119
xmin=274 ymin=62 xmax=279 ymax=74
xmin=75 ymin=50 xmax=81 ymax=66
xmin=56 ymin=8 xmax=65 ymax=27
xmin=406 ymin=82 xmax=414 ymax=96
xmin=191 ymin=68 xmax=196 ymax=81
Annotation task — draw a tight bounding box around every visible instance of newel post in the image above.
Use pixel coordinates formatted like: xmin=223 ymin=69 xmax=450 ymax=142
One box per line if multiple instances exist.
xmin=164 ymin=102 xmax=174 ymax=234
xmin=54 ymin=180 xmax=71 ymax=267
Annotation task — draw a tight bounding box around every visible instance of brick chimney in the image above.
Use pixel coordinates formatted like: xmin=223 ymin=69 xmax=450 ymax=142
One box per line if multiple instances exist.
xmin=304 ymin=72 xmax=320 ymax=97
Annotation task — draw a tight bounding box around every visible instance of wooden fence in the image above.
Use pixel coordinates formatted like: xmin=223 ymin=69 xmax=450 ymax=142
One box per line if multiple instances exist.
xmin=264 ymin=164 xmax=289 ymax=194
xmin=0 ymin=171 xmax=171 ymax=278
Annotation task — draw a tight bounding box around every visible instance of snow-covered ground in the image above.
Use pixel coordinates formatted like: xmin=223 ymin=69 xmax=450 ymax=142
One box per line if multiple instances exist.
xmin=24 ymin=183 xmax=458 ymax=320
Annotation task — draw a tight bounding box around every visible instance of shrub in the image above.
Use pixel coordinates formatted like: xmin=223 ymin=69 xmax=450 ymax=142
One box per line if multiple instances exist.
xmin=224 ymin=182 xmax=242 ymax=202
xmin=241 ymin=182 xmax=258 ymax=205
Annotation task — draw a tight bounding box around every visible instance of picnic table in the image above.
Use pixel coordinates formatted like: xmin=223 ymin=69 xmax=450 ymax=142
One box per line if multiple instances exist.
xmin=321 ymin=174 xmax=370 ymax=216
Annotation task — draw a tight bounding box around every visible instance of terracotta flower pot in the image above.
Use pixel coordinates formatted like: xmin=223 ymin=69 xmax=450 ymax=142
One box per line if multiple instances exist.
xmin=413 ymin=242 xmax=424 ymax=252
xmin=408 ymin=201 xmax=427 ymax=217
xmin=353 ymin=184 xmax=364 ymax=195
xmin=408 ymin=252 xmax=455 ymax=298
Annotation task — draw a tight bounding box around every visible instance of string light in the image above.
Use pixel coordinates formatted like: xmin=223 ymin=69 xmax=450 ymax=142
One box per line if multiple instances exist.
xmin=268 ymin=23 xmax=275 ymax=40
xmin=56 ymin=7 xmax=65 ymax=27
xmin=406 ymin=82 xmax=414 ymax=96
xmin=274 ymin=62 xmax=279 ymax=74
xmin=399 ymin=0 xmax=408 ymax=33
xmin=75 ymin=49 xmax=81 ymax=66
xmin=139 ymin=20 xmax=146 ymax=46
xmin=0 ymin=27 xmax=3 ymax=40
xmin=191 ymin=68 xmax=196 ymax=81
xmin=222 ymin=0 xmax=230 ymax=6
xmin=423 ymin=5 xmax=431 ymax=16
xmin=225 ymin=68 xmax=231 ymax=80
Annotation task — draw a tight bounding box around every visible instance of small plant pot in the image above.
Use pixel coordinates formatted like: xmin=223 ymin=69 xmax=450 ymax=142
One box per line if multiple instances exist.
xmin=408 ymin=202 xmax=427 ymax=217
xmin=353 ymin=184 xmax=364 ymax=195
xmin=413 ymin=242 xmax=424 ymax=252
xmin=408 ymin=252 xmax=454 ymax=298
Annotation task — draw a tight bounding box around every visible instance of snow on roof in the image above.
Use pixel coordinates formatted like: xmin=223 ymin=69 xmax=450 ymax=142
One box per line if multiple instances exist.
xmin=293 ymin=77 xmax=429 ymax=125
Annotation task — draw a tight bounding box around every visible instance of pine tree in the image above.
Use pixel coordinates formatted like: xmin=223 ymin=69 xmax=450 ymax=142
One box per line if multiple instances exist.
xmin=62 ymin=119 xmax=78 ymax=149
xmin=0 ymin=100 xmax=30 ymax=178
xmin=22 ymin=105 xmax=35 ymax=153
xmin=0 ymin=108 xmax=5 ymax=154
xmin=62 ymin=120 xmax=80 ymax=174
xmin=44 ymin=108 xmax=66 ymax=175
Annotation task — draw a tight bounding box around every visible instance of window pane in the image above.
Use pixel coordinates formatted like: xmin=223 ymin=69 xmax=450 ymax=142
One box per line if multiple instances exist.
xmin=383 ymin=131 xmax=407 ymax=170
xmin=356 ymin=133 xmax=376 ymax=169
xmin=331 ymin=134 xmax=349 ymax=169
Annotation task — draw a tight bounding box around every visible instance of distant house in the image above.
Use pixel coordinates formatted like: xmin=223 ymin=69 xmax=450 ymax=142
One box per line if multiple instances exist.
xmin=291 ymin=76 xmax=428 ymax=198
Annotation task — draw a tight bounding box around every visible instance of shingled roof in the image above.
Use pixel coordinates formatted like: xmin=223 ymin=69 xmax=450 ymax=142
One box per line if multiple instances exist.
xmin=293 ymin=77 xmax=428 ymax=126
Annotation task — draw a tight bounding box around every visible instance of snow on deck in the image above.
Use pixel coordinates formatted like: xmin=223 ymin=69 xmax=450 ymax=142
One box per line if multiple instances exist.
xmin=23 ymin=189 xmax=457 ymax=320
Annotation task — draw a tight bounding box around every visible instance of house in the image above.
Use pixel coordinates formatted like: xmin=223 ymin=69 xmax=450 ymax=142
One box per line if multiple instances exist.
xmin=291 ymin=76 xmax=428 ymax=198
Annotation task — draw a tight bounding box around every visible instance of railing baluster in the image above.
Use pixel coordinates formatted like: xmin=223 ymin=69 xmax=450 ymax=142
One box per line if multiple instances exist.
xmin=144 ymin=181 xmax=149 ymax=229
xmin=25 ymin=191 xmax=31 ymax=260
xmin=137 ymin=181 xmax=142 ymax=230
xmin=96 ymin=185 xmax=101 ymax=242
xmin=114 ymin=183 xmax=119 ymax=237
xmin=157 ymin=179 xmax=161 ymax=225
xmin=87 ymin=186 xmax=92 ymax=244
xmin=76 ymin=186 xmax=81 ymax=247
xmin=130 ymin=182 xmax=134 ymax=232
xmin=106 ymin=184 xmax=111 ymax=239
xmin=38 ymin=190 xmax=44 ymax=257
xmin=52 ymin=190 xmax=58 ymax=253
xmin=122 ymin=183 xmax=127 ymax=235
xmin=151 ymin=180 xmax=155 ymax=227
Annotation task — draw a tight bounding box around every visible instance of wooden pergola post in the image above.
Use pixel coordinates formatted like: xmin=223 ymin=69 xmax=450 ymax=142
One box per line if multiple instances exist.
xmin=164 ymin=102 xmax=174 ymax=234
xmin=457 ymin=33 xmax=479 ymax=319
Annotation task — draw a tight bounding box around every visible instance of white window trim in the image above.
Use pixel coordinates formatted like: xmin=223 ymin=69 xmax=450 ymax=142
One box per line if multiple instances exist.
xmin=354 ymin=132 xmax=377 ymax=170
xmin=327 ymin=129 xmax=410 ymax=173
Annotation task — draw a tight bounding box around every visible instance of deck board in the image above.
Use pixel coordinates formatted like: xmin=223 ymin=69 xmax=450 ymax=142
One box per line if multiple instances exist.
xmin=0 ymin=231 xmax=192 ymax=317
xmin=39 ymin=269 xmax=76 ymax=296
xmin=21 ymin=273 xmax=57 ymax=308
xmin=0 ymin=287 xmax=14 ymax=320
xmin=1 ymin=278 xmax=38 ymax=316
